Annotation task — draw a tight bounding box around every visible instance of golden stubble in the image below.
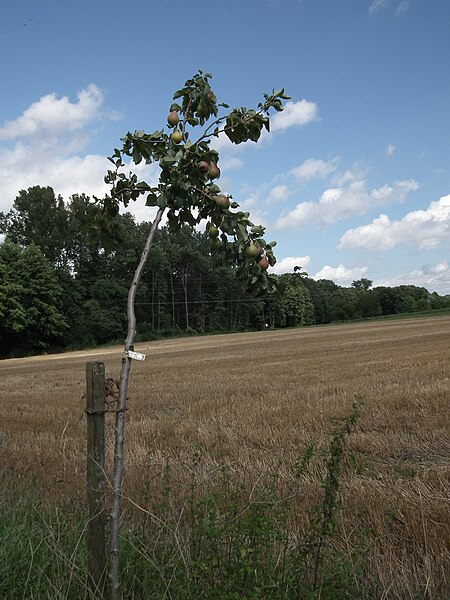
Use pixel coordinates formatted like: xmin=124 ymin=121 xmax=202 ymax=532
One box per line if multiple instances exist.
xmin=1 ymin=316 xmax=449 ymax=597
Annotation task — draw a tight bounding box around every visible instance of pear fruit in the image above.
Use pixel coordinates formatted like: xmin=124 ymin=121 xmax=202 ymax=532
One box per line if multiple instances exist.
xmin=209 ymin=163 xmax=220 ymax=179
xmin=207 ymin=224 xmax=219 ymax=238
xmin=171 ymin=129 xmax=182 ymax=144
xmin=199 ymin=160 xmax=210 ymax=173
xmin=167 ymin=111 xmax=179 ymax=127
xmin=245 ymin=243 xmax=260 ymax=259
xmin=258 ymin=256 xmax=269 ymax=270
xmin=214 ymin=195 xmax=230 ymax=209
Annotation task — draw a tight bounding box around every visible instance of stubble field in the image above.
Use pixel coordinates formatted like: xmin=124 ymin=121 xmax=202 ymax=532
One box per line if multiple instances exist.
xmin=1 ymin=316 xmax=449 ymax=598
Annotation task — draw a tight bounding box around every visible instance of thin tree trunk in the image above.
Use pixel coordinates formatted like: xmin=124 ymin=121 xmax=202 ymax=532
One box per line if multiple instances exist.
xmin=157 ymin=275 xmax=161 ymax=331
xmin=151 ymin=270 xmax=155 ymax=330
xmin=182 ymin=269 xmax=189 ymax=329
xmin=233 ymin=292 xmax=241 ymax=330
xmin=108 ymin=208 xmax=164 ymax=600
xmin=170 ymin=270 xmax=175 ymax=328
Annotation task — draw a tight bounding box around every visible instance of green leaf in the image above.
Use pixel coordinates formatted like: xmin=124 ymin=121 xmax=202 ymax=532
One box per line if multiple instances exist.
xmin=183 ymin=211 xmax=197 ymax=227
xmin=145 ymin=193 xmax=157 ymax=206
xmin=157 ymin=193 xmax=167 ymax=209
xmin=161 ymin=156 xmax=177 ymax=166
xmin=136 ymin=181 xmax=151 ymax=191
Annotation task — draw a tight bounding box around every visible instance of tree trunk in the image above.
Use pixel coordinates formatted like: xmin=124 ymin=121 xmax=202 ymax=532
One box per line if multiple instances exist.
xmin=157 ymin=274 xmax=161 ymax=331
xmin=233 ymin=291 xmax=241 ymax=330
xmin=108 ymin=208 xmax=164 ymax=600
xmin=151 ymin=270 xmax=155 ymax=330
xmin=170 ymin=270 xmax=175 ymax=328
xmin=182 ymin=269 xmax=189 ymax=329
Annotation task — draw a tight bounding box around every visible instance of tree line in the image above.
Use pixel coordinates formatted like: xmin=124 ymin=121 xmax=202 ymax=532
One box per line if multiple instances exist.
xmin=0 ymin=186 xmax=448 ymax=358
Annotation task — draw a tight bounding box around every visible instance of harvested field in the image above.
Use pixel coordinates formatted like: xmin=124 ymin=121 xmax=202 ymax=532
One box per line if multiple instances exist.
xmin=1 ymin=316 xmax=449 ymax=598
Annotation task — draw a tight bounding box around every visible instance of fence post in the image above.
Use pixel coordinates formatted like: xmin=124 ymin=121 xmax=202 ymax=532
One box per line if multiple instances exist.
xmin=86 ymin=361 xmax=106 ymax=598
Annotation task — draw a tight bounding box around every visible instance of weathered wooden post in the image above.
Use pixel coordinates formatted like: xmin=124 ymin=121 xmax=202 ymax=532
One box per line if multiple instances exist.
xmin=86 ymin=361 xmax=106 ymax=599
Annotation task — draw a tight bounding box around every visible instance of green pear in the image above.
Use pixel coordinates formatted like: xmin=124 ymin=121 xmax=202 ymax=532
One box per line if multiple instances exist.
xmin=171 ymin=129 xmax=182 ymax=143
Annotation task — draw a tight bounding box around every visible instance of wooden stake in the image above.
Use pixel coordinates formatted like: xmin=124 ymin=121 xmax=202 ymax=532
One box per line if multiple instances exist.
xmin=86 ymin=361 xmax=106 ymax=599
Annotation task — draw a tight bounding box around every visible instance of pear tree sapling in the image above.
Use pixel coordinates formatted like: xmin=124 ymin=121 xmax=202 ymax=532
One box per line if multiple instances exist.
xmin=98 ymin=70 xmax=290 ymax=598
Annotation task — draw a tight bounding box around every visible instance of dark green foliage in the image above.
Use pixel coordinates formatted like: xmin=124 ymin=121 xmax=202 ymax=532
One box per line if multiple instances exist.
xmin=0 ymin=241 xmax=68 ymax=356
xmin=373 ymin=285 xmax=433 ymax=315
xmin=276 ymin=272 xmax=315 ymax=327
xmin=0 ymin=185 xmax=449 ymax=357
xmin=0 ymin=186 xmax=69 ymax=267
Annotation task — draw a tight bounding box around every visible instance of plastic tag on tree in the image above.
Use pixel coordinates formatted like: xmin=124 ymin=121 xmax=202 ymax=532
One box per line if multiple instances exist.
xmin=124 ymin=350 xmax=146 ymax=361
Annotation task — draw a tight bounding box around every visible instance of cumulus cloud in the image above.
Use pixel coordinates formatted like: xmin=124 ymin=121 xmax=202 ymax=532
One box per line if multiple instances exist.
xmin=271 ymin=100 xmax=318 ymax=132
xmin=374 ymin=261 xmax=450 ymax=295
xmin=0 ymin=85 xmax=104 ymax=140
xmin=275 ymin=178 xmax=418 ymax=229
xmin=267 ymin=184 xmax=290 ymax=205
xmin=0 ymin=85 xmax=124 ymax=213
xmin=338 ymin=194 xmax=450 ymax=251
xmin=290 ymin=158 xmax=339 ymax=181
xmin=313 ymin=264 xmax=368 ymax=284
xmin=271 ymin=255 xmax=311 ymax=274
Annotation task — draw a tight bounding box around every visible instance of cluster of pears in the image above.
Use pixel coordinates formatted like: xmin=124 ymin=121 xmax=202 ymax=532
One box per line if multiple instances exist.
xmin=166 ymin=110 xmax=221 ymax=181
xmin=167 ymin=108 xmax=251 ymax=255
xmin=206 ymin=225 xmax=270 ymax=270
xmin=245 ymin=242 xmax=269 ymax=269
xmin=198 ymin=159 xmax=220 ymax=180
xmin=167 ymin=110 xmax=182 ymax=143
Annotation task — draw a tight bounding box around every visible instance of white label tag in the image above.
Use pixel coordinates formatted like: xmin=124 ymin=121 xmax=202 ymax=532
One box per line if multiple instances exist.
xmin=125 ymin=350 xmax=146 ymax=361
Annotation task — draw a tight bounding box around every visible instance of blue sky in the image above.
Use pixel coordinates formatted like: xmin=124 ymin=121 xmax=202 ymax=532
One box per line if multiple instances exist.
xmin=1 ymin=0 xmax=449 ymax=293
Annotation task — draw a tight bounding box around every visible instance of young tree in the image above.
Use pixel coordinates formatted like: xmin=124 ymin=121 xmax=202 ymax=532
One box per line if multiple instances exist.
xmin=97 ymin=71 xmax=290 ymax=597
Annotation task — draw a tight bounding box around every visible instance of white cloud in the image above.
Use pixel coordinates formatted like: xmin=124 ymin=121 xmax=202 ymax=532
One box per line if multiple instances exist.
xmin=271 ymin=255 xmax=311 ymax=274
xmin=219 ymin=156 xmax=244 ymax=170
xmin=385 ymin=143 xmax=396 ymax=157
xmin=0 ymin=85 xmax=104 ymax=140
xmin=0 ymin=85 xmax=126 ymax=214
xmin=331 ymin=164 xmax=366 ymax=187
xmin=267 ymin=184 xmax=290 ymax=205
xmin=369 ymin=0 xmax=388 ymax=14
xmin=275 ymin=178 xmax=418 ymax=229
xmin=271 ymin=100 xmax=319 ymax=132
xmin=338 ymin=194 xmax=450 ymax=251
xmin=290 ymin=158 xmax=339 ymax=181
xmin=313 ymin=264 xmax=368 ymax=284
xmin=374 ymin=261 xmax=450 ymax=295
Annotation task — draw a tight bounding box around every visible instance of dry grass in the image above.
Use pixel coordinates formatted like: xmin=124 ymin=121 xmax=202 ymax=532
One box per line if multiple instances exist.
xmin=1 ymin=316 xmax=449 ymax=598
